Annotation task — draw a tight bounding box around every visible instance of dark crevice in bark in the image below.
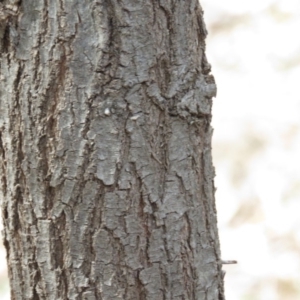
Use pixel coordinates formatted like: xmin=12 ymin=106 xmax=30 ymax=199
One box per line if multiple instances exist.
xmin=184 ymin=211 xmax=194 ymax=255
xmin=81 ymin=94 xmax=94 ymax=141
xmin=40 ymin=75 xmax=60 ymax=122
xmin=32 ymin=288 xmax=39 ymax=300
xmin=1 ymin=22 xmax=10 ymax=52
xmin=53 ymin=210 xmax=66 ymax=270
xmin=0 ymin=131 xmax=4 ymax=160
xmin=195 ymin=7 xmax=208 ymax=42
xmin=101 ymin=1 xmax=121 ymax=79
xmin=33 ymin=35 xmax=41 ymax=84
xmin=32 ymin=259 xmax=42 ymax=300
xmin=38 ymin=135 xmax=54 ymax=213
xmin=61 ymin=268 xmax=69 ymax=299
xmin=13 ymin=63 xmax=23 ymax=105
xmin=0 ymin=133 xmax=7 ymax=197
xmin=137 ymin=176 xmax=152 ymax=277
xmin=158 ymin=57 xmax=171 ymax=95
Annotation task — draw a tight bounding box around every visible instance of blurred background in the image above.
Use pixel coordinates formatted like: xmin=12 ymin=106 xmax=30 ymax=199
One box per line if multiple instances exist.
xmin=203 ymin=0 xmax=300 ymax=299
xmin=1 ymin=0 xmax=300 ymax=299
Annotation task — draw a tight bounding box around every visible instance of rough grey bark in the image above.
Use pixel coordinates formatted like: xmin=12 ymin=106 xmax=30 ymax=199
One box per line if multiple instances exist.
xmin=0 ymin=1 xmax=224 ymax=299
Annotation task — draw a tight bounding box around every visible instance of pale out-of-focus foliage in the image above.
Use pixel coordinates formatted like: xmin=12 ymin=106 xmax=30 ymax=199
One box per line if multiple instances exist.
xmin=202 ymin=0 xmax=300 ymax=299
xmin=1 ymin=1 xmax=300 ymax=299
xmin=0 ymin=221 xmax=9 ymax=299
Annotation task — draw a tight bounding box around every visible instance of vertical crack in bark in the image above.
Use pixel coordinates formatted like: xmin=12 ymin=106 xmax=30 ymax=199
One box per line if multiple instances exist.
xmin=1 ymin=22 xmax=10 ymax=53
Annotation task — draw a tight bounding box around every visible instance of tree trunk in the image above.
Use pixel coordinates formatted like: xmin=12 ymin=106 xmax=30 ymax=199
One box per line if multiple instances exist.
xmin=0 ymin=1 xmax=223 ymax=299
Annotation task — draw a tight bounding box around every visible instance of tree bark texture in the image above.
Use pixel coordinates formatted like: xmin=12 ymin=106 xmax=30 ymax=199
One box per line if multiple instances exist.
xmin=0 ymin=1 xmax=223 ymax=299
